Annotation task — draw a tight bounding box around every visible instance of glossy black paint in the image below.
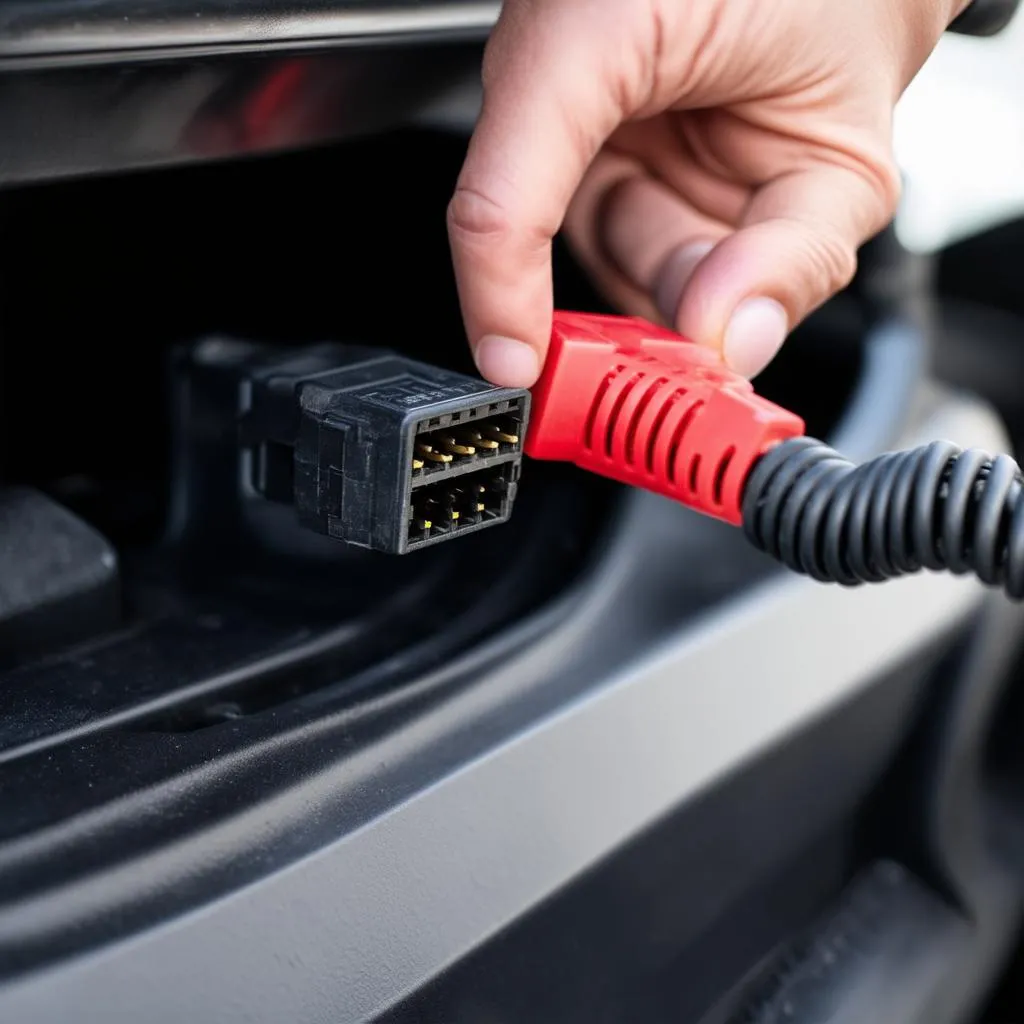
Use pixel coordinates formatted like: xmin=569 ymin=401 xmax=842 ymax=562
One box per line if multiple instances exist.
xmin=0 ymin=0 xmax=495 ymax=186
xmin=0 ymin=0 xmax=496 ymax=66
xmin=0 ymin=45 xmax=479 ymax=185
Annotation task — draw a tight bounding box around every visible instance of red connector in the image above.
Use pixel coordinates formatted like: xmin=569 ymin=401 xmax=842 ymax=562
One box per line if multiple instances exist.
xmin=524 ymin=311 xmax=805 ymax=525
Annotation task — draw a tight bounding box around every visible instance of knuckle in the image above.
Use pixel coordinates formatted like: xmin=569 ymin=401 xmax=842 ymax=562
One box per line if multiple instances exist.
xmin=447 ymin=185 xmax=555 ymax=261
xmin=859 ymin=154 xmax=903 ymax=233
xmin=447 ymin=186 xmax=514 ymax=244
xmin=874 ymin=157 xmax=903 ymax=214
xmin=833 ymin=143 xmax=902 ymax=232
xmin=802 ymin=227 xmax=858 ymax=296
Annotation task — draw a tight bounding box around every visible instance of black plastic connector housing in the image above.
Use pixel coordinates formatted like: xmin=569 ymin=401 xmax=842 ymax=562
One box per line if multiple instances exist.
xmin=232 ymin=342 xmax=530 ymax=553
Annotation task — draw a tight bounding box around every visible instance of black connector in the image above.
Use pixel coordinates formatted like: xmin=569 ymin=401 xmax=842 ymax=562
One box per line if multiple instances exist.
xmin=227 ymin=342 xmax=529 ymax=554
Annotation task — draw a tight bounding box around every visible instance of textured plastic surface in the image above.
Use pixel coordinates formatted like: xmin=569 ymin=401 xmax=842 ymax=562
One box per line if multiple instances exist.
xmin=720 ymin=861 xmax=969 ymax=1024
xmin=237 ymin=343 xmax=529 ymax=553
xmin=526 ymin=312 xmax=805 ymax=525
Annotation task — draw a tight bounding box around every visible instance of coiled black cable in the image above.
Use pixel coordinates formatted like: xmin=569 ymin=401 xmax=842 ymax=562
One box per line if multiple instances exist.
xmin=741 ymin=437 xmax=1024 ymax=599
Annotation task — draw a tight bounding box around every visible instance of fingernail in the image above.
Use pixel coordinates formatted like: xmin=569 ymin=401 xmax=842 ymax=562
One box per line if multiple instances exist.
xmin=723 ymin=298 xmax=789 ymax=378
xmin=474 ymin=334 xmax=540 ymax=387
xmin=654 ymin=241 xmax=716 ymax=327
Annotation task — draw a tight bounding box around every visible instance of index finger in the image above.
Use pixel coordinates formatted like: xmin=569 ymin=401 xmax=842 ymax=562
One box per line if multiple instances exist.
xmin=448 ymin=2 xmax=625 ymax=386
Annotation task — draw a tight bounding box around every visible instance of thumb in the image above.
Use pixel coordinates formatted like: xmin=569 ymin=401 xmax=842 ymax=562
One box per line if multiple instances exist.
xmin=449 ymin=4 xmax=626 ymax=387
xmin=669 ymin=162 xmax=901 ymax=378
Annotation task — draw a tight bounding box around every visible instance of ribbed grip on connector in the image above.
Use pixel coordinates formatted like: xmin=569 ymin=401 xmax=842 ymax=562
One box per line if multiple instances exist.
xmin=582 ymin=362 xmax=726 ymax=510
xmin=525 ymin=312 xmax=805 ymax=524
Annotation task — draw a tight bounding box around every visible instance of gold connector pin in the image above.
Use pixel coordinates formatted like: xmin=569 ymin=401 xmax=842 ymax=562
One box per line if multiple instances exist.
xmin=441 ymin=491 xmax=461 ymax=521
xmin=451 ymin=484 xmax=487 ymax=516
xmin=464 ymin=430 xmax=499 ymax=451
xmin=412 ymin=458 xmax=425 ymax=471
xmin=415 ymin=442 xmax=453 ymax=464
xmin=482 ymin=424 xmax=519 ymax=445
xmin=417 ymin=495 xmax=461 ymax=526
xmin=441 ymin=436 xmax=476 ymax=456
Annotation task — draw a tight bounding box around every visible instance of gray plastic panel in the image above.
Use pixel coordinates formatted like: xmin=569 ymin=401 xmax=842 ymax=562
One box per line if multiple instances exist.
xmin=0 ymin=391 xmax=1006 ymax=1023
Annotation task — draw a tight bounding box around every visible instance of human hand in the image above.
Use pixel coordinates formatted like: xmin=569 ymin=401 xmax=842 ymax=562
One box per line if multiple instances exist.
xmin=448 ymin=0 xmax=966 ymax=386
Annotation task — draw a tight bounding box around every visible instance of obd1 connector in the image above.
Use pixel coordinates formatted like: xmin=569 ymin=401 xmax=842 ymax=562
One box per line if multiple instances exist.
xmin=206 ymin=341 xmax=529 ymax=554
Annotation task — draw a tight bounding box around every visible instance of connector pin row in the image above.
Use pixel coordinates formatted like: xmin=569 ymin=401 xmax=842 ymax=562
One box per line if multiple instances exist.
xmin=411 ymin=482 xmax=494 ymax=534
xmin=413 ymin=420 xmax=521 ymax=473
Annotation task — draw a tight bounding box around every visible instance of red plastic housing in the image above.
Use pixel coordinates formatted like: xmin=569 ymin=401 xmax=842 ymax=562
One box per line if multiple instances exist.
xmin=525 ymin=311 xmax=805 ymax=525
